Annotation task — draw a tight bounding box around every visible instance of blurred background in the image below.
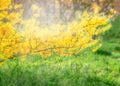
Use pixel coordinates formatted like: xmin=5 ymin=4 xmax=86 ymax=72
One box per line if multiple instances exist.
xmin=11 ymin=0 xmax=120 ymax=24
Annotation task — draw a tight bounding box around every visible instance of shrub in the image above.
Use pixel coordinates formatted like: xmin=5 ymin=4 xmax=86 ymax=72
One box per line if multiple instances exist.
xmin=0 ymin=1 xmax=111 ymax=62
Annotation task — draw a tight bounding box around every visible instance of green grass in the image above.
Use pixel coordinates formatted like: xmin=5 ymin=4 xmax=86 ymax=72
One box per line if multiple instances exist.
xmin=0 ymin=15 xmax=120 ymax=86
xmin=0 ymin=49 xmax=120 ymax=86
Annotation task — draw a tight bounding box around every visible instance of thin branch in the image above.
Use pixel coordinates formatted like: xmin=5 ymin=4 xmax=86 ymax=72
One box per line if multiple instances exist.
xmin=34 ymin=46 xmax=74 ymax=52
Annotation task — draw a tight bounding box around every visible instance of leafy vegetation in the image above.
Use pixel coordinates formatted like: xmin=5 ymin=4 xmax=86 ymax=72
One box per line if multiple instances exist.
xmin=0 ymin=44 xmax=120 ymax=86
xmin=0 ymin=0 xmax=120 ymax=86
xmin=0 ymin=15 xmax=120 ymax=86
xmin=103 ymin=15 xmax=120 ymax=43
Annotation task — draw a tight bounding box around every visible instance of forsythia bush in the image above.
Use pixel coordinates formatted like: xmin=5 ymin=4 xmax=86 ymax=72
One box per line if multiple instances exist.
xmin=0 ymin=1 xmax=111 ymax=62
xmin=0 ymin=0 xmax=22 ymax=61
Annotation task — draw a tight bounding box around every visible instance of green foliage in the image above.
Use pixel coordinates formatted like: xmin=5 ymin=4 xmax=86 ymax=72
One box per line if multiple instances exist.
xmin=0 ymin=50 xmax=120 ymax=86
xmin=103 ymin=15 xmax=120 ymax=43
xmin=0 ymin=36 xmax=120 ymax=86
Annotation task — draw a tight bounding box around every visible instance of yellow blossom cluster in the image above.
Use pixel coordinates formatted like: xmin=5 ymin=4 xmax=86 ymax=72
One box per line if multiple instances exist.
xmin=18 ymin=9 xmax=111 ymax=57
xmin=0 ymin=0 xmax=22 ymax=62
xmin=0 ymin=1 xmax=111 ymax=62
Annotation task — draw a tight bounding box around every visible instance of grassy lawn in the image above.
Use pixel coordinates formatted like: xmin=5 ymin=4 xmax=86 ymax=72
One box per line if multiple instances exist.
xmin=0 ymin=16 xmax=120 ymax=86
